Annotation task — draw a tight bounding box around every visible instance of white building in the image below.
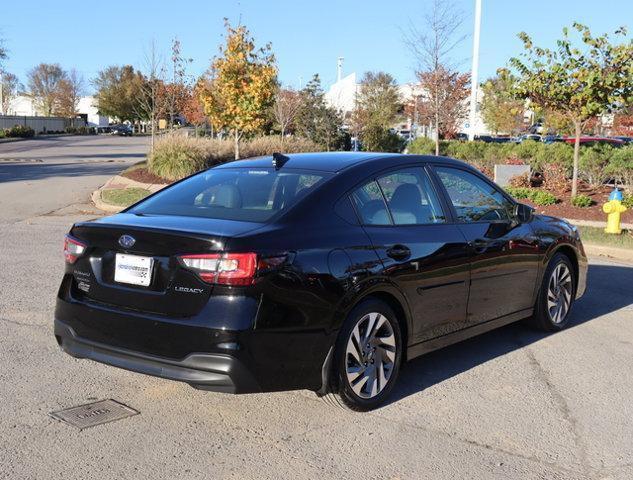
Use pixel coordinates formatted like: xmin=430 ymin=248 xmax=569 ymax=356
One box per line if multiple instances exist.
xmin=5 ymin=95 xmax=109 ymax=126
xmin=324 ymin=73 xmax=490 ymax=137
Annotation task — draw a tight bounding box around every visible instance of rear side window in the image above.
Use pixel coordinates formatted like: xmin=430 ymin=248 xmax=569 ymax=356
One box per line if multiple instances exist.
xmin=129 ymin=168 xmax=329 ymax=222
xmin=351 ymin=167 xmax=445 ymax=225
xmin=351 ymin=181 xmax=391 ymax=225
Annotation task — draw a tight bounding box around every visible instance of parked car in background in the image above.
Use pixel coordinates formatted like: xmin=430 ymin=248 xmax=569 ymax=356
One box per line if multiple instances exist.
xmin=613 ymin=136 xmax=633 ymax=144
xmin=55 ymin=152 xmax=587 ymax=411
xmin=477 ymin=135 xmax=515 ymax=144
xmin=111 ymin=124 xmax=133 ymax=136
xmin=561 ymin=136 xmax=624 ymax=147
xmin=542 ymin=135 xmax=564 ymax=144
xmin=517 ymin=134 xmax=542 ymax=143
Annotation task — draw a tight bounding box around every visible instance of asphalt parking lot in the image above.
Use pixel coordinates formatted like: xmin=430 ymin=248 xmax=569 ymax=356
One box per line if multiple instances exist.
xmin=1 ymin=136 xmax=632 ymax=479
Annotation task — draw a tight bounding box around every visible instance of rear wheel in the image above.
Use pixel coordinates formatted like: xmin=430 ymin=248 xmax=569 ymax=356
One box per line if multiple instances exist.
xmin=530 ymin=253 xmax=576 ymax=331
xmin=323 ymin=299 xmax=402 ymax=411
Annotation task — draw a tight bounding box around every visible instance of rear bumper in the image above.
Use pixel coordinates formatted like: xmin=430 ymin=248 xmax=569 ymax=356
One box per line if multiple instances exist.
xmin=54 ymin=319 xmax=261 ymax=393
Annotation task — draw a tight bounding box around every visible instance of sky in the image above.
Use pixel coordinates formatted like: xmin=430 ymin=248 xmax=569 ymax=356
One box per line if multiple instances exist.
xmin=1 ymin=0 xmax=631 ymax=93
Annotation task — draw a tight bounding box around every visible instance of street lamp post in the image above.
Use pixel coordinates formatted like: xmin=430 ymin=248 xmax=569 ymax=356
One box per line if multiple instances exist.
xmin=468 ymin=0 xmax=482 ymax=141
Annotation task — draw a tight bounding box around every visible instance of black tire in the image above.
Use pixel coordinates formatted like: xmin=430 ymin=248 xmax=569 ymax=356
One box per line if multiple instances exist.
xmin=530 ymin=253 xmax=576 ymax=332
xmin=322 ymin=298 xmax=403 ymax=411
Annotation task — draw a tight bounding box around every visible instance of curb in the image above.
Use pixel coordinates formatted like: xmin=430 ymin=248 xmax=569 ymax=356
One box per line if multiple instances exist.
xmin=584 ymin=244 xmax=633 ymax=263
xmin=91 ymin=188 xmax=124 ymax=214
xmin=92 ymin=175 xmax=169 ymax=214
xmin=565 ymin=218 xmax=633 ymax=230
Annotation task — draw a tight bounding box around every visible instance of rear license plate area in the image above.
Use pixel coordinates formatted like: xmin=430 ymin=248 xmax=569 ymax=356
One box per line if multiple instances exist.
xmin=114 ymin=253 xmax=154 ymax=287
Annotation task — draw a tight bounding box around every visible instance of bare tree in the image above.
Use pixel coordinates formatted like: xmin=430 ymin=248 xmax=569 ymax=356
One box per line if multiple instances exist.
xmin=272 ymin=87 xmax=302 ymax=139
xmin=56 ymin=69 xmax=84 ymax=119
xmin=27 ymin=63 xmax=66 ymax=116
xmin=1 ymin=71 xmax=20 ymax=114
xmin=133 ymin=41 xmax=164 ymax=152
xmin=162 ymin=38 xmax=192 ymax=130
xmin=0 ymin=35 xmax=7 ymax=67
xmin=404 ymin=0 xmax=467 ymax=154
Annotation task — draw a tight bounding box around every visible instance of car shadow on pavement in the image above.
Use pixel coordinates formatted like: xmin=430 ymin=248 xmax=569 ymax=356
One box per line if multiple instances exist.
xmin=387 ymin=263 xmax=633 ymax=405
xmin=0 ymin=162 xmax=133 ymax=183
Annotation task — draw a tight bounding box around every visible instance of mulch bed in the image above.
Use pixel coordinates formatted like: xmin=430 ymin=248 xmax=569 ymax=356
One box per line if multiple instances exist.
xmin=121 ymin=167 xmax=171 ymax=185
xmin=522 ymin=184 xmax=633 ymax=223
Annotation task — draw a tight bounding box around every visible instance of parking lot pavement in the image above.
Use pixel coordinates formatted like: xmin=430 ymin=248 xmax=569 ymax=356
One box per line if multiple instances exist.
xmin=1 ymin=136 xmax=632 ymax=479
xmin=1 ymin=208 xmax=632 ymax=480
xmin=0 ymin=135 xmax=147 ymax=223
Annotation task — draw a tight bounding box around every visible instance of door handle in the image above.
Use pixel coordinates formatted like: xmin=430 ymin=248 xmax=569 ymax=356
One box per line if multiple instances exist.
xmin=471 ymin=238 xmax=488 ymax=253
xmin=386 ymin=244 xmax=411 ymax=261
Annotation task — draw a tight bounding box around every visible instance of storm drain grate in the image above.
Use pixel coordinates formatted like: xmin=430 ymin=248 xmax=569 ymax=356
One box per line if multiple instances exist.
xmin=50 ymin=399 xmax=139 ymax=430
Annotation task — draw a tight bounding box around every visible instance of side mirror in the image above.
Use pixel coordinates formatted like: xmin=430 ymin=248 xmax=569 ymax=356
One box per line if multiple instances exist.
xmin=514 ymin=203 xmax=534 ymax=223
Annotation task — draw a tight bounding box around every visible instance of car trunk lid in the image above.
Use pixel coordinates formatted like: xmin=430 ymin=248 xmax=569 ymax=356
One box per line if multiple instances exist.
xmin=68 ymin=213 xmax=262 ymax=317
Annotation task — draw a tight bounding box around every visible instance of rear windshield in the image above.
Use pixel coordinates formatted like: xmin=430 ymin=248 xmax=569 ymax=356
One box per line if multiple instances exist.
xmin=128 ymin=168 xmax=329 ymax=222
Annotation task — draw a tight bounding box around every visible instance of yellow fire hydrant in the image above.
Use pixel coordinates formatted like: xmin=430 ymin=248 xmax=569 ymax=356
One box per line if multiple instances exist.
xmin=603 ymin=188 xmax=627 ymax=234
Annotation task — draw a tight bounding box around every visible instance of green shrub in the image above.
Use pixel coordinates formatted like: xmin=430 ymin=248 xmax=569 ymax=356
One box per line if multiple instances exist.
xmin=623 ymin=194 xmax=633 ymax=209
xmin=407 ymin=136 xmax=436 ymax=155
xmin=514 ymin=140 xmax=544 ymax=162
xmin=0 ymin=130 xmax=5 ymax=138
xmin=360 ymin=125 xmax=405 ymax=153
xmin=571 ymin=194 xmax=593 ymax=208
xmin=531 ymin=190 xmax=557 ymax=206
xmin=531 ymin=142 xmax=573 ymax=173
xmin=605 ymin=145 xmax=633 ymax=189
xmin=506 ymin=186 xmax=557 ymax=205
xmin=148 ymin=135 xmax=216 ymax=180
xmin=579 ymin=144 xmax=612 ymax=186
xmin=5 ymin=125 xmax=35 ymax=138
xmin=444 ymin=141 xmax=488 ymax=162
xmin=505 ymin=186 xmax=532 ymax=199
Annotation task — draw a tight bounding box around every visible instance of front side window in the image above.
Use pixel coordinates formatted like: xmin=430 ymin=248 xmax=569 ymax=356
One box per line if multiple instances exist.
xmin=351 ymin=167 xmax=445 ymax=225
xmin=435 ymin=167 xmax=514 ymax=222
xmin=129 ymin=168 xmax=328 ymax=222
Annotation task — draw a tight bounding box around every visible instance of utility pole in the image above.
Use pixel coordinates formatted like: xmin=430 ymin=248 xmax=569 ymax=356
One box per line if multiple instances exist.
xmin=468 ymin=0 xmax=482 ymax=141
xmin=337 ymin=57 xmax=344 ymax=82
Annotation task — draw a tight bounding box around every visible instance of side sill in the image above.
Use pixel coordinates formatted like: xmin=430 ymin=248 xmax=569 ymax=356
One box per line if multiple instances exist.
xmin=406 ymin=308 xmax=533 ymax=360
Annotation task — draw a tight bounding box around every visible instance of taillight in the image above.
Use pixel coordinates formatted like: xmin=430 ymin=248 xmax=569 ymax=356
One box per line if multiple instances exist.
xmin=64 ymin=235 xmax=87 ymax=264
xmin=178 ymin=253 xmax=257 ymax=286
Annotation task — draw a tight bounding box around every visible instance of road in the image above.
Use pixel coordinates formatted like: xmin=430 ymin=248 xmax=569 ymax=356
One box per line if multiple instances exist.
xmin=0 ymin=135 xmax=147 ymax=223
xmin=1 ymin=136 xmax=632 ymax=480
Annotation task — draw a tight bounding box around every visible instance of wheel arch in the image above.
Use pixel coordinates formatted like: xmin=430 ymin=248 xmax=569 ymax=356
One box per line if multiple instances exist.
xmin=548 ymin=243 xmax=580 ymax=291
xmin=347 ymin=283 xmax=412 ymax=361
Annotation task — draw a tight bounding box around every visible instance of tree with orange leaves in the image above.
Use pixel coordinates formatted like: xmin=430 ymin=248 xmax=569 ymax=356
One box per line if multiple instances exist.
xmin=199 ymin=20 xmax=278 ymax=159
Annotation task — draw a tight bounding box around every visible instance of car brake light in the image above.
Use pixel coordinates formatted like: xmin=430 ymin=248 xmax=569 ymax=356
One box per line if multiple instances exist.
xmin=178 ymin=253 xmax=257 ymax=286
xmin=64 ymin=235 xmax=87 ymax=264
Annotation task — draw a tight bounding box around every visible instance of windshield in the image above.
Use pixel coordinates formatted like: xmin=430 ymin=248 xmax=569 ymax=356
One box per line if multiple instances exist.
xmin=128 ymin=168 xmax=329 ymax=222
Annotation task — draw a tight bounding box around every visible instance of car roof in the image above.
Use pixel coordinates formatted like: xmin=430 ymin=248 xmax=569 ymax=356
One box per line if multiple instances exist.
xmin=214 ymin=151 xmax=467 ymax=173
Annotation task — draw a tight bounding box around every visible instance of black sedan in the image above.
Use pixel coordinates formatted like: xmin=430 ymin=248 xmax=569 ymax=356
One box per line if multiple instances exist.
xmin=55 ymin=152 xmax=587 ymax=411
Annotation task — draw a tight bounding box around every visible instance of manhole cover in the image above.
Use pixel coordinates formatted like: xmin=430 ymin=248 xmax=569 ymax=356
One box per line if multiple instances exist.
xmin=50 ymin=399 xmax=139 ymax=430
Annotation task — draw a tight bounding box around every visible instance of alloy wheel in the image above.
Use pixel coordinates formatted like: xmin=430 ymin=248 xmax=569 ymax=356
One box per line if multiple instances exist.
xmin=547 ymin=263 xmax=573 ymax=324
xmin=345 ymin=312 xmax=396 ymax=399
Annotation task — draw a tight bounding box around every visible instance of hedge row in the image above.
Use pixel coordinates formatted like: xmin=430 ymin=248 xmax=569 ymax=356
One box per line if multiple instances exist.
xmin=408 ymin=137 xmax=633 ymax=190
xmin=0 ymin=125 xmax=35 ymax=138
xmin=148 ymin=135 xmax=320 ymax=180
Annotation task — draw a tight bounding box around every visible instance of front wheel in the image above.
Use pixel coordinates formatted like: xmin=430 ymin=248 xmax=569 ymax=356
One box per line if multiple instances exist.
xmin=323 ymin=299 xmax=403 ymax=411
xmin=530 ymin=253 xmax=576 ymax=331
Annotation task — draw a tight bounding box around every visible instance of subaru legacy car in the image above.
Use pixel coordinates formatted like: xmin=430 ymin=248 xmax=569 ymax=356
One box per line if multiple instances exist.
xmin=55 ymin=152 xmax=587 ymax=411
